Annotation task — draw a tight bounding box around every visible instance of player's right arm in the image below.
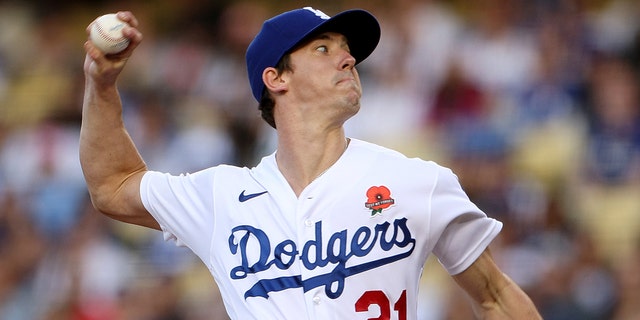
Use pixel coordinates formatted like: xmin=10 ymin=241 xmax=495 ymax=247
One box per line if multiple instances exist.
xmin=80 ymin=11 xmax=160 ymax=230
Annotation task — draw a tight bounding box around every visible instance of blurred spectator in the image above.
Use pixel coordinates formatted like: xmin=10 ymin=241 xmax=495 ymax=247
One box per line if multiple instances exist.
xmin=427 ymin=62 xmax=489 ymax=129
xmin=508 ymin=11 xmax=586 ymax=202
xmin=582 ymin=55 xmax=640 ymax=186
xmin=0 ymin=115 xmax=86 ymax=240
xmin=32 ymin=198 xmax=133 ymax=320
xmin=588 ymin=0 xmax=640 ymax=54
xmin=192 ymin=1 xmax=273 ymax=166
xmin=454 ymin=0 xmax=539 ymax=97
xmin=0 ymin=191 xmax=45 ymax=320
xmin=345 ymin=0 xmax=463 ymax=159
xmin=610 ymin=246 xmax=640 ymax=319
xmin=571 ymin=55 xmax=640 ymax=264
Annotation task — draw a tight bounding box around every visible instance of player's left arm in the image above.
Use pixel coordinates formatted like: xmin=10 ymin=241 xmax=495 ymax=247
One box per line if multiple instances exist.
xmin=452 ymin=248 xmax=542 ymax=319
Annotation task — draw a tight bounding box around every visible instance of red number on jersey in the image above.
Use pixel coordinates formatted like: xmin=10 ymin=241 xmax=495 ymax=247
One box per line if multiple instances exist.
xmin=355 ymin=290 xmax=407 ymax=320
xmin=393 ymin=290 xmax=407 ymax=320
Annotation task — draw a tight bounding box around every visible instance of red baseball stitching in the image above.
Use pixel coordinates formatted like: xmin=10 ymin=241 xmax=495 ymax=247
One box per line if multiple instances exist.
xmin=93 ymin=17 xmax=129 ymax=51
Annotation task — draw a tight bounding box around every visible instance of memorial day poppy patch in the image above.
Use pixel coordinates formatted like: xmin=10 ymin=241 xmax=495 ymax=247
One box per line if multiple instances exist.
xmin=364 ymin=185 xmax=395 ymax=216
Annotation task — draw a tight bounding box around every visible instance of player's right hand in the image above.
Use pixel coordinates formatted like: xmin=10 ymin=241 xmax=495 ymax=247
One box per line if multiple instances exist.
xmin=83 ymin=11 xmax=142 ymax=87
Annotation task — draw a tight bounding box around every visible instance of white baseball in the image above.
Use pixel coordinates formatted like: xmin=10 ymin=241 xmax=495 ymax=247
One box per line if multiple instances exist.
xmin=90 ymin=13 xmax=130 ymax=54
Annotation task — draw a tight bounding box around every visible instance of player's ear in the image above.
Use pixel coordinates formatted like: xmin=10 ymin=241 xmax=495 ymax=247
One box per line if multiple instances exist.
xmin=263 ymin=67 xmax=287 ymax=96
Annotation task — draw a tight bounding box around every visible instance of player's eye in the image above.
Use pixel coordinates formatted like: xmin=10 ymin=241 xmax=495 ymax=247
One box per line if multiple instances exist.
xmin=316 ymin=45 xmax=328 ymax=53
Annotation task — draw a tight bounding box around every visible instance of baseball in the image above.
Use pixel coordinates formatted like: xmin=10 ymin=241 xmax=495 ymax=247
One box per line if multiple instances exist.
xmin=89 ymin=13 xmax=130 ymax=54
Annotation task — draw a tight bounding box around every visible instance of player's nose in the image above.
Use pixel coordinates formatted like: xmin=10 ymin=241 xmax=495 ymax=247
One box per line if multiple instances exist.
xmin=340 ymin=50 xmax=356 ymax=70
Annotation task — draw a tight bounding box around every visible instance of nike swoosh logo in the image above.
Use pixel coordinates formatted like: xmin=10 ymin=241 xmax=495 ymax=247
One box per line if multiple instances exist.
xmin=239 ymin=190 xmax=268 ymax=202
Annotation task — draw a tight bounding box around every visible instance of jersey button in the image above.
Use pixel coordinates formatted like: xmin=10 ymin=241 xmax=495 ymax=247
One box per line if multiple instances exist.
xmin=312 ymin=295 xmax=321 ymax=304
xmin=304 ymin=219 xmax=313 ymax=227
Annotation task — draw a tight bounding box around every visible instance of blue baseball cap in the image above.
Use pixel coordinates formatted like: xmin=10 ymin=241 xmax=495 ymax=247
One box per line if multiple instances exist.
xmin=246 ymin=7 xmax=381 ymax=102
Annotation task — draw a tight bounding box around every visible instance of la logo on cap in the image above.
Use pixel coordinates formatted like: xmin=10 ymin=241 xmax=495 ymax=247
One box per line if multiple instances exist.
xmin=304 ymin=7 xmax=330 ymax=19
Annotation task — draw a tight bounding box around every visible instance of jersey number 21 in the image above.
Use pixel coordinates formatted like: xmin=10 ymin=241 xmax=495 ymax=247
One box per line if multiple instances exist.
xmin=355 ymin=290 xmax=407 ymax=320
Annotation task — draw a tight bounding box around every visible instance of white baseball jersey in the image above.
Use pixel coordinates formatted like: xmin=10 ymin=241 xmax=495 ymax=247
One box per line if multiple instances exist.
xmin=140 ymin=138 xmax=502 ymax=320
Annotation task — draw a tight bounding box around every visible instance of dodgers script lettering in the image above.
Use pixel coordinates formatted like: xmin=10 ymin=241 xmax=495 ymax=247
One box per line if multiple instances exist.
xmin=228 ymin=218 xmax=415 ymax=299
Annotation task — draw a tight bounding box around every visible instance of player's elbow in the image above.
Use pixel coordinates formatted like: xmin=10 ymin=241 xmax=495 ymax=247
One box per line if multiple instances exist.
xmin=86 ymin=172 xmax=161 ymax=230
xmin=88 ymin=186 xmax=160 ymax=230
xmin=87 ymin=186 xmax=124 ymax=219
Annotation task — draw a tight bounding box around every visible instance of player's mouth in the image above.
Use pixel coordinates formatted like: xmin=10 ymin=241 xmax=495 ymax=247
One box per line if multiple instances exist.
xmin=336 ymin=76 xmax=358 ymax=87
xmin=334 ymin=70 xmax=358 ymax=85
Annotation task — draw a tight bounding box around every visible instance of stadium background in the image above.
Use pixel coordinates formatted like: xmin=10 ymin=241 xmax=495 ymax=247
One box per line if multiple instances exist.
xmin=0 ymin=0 xmax=639 ymax=319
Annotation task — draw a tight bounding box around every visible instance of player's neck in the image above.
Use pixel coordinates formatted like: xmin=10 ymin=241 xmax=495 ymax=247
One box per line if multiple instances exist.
xmin=275 ymin=131 xmax=349 ymax=197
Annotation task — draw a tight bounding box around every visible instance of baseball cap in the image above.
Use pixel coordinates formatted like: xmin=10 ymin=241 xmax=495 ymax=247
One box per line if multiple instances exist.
xmin=246 ymin=7 xmax=381 ymax=101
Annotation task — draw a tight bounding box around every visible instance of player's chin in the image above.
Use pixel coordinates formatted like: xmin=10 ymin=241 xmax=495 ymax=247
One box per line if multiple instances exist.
xmin=342 ymin=95 xmax=361 ymax=114
xmin=349 ymin=90 xmax=362 ymax=106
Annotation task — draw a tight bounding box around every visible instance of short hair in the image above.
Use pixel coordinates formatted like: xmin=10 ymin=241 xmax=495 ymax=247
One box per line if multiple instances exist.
xmin=258 ymin=53 xmax=293 ymax=129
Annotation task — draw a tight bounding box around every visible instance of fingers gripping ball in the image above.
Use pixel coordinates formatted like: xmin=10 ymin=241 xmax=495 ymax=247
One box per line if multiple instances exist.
xmin=90 ymin=14 xmax=130 ymax=54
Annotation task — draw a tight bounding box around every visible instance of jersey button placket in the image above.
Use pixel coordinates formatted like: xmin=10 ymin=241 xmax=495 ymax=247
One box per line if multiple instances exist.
xmin=304 ymin=219 xmax=313 ymax=227
xmin=301 ymin=193 xmax=316 ymax=228
xmin=297 ymin=194 xmax=322 ymax=318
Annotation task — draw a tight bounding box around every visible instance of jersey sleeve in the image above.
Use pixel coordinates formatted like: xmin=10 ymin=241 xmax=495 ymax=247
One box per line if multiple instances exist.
xmin=140 ymin=169 xmax=216 ymax=262
xmin=428 ymin=165 xmax=503 ymax=275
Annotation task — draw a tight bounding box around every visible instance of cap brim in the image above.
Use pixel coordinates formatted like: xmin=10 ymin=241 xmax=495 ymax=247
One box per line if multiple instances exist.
xmin=297 ymin=9 xmax=380 ymax=65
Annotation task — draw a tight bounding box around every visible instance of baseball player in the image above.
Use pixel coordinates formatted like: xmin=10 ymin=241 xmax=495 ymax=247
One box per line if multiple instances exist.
xmin=80 ymin=7 xmax=541 ymax=320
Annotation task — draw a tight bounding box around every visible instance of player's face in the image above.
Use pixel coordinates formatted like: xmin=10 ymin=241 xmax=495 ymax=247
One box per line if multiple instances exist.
xmin=284 ymin=32 xmax=362 ymax=122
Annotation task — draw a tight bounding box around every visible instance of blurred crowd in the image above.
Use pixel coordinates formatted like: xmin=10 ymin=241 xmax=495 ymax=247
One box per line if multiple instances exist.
xmin=0 ymin=0 xmax=639 ymax=319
